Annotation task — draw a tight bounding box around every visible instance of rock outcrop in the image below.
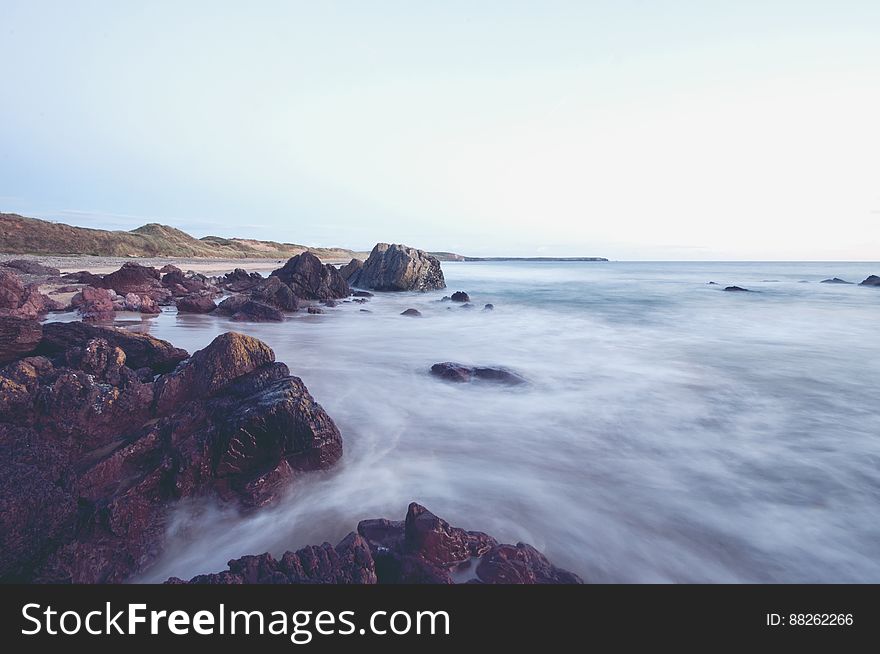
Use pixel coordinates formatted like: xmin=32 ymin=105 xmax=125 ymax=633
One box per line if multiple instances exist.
xmin=0 ymin=328 xmax=342 ymax=582
xmin=99 ymin=262 xmax=171 ymax=303
xmin=821 ymin=278 xmax=853 ymax=284
xmin=176 ymin=294 xmax=217 ymax=313
xmin=271 ymin=252 xmax=350 ymax=300
xmin=169 ymin=503 xmax=582 ymax=584
xmin=0 ymin=317 xmax=42 ymax=365
xmin=345 ymin=243 xmax=445 ymax=292
xmin=1 ymin=259 xmax=61 ymax=277
xmin=0 ymin=269 xmax=55 ymax=319
xmin=229 ymin=300 xmax=285 ymax=322
xmin=450 ymin=291 xmax=470 ymax=302
xmin=222 ymin=268 xmax=264 ymax=292
xmin=723 ymin=286 xmax=752 ymax=293
xmin=860 ymin=275 xmax=880 ymax=287
xmin=430 ymin=362 xmax=527 ymax=385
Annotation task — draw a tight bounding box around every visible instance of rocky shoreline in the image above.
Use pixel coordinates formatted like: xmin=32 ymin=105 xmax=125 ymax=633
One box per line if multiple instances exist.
xmin=1 ymin=244 xmax=584 ymax=584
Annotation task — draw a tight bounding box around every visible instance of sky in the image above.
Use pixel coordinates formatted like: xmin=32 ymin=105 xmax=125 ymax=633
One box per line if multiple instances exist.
xmin=1 ymin=1 xmax=878 ymax=259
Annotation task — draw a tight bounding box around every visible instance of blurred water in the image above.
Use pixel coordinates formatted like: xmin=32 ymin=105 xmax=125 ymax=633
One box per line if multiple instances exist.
xmin=128 ymin=261 xmax=880 ymax=582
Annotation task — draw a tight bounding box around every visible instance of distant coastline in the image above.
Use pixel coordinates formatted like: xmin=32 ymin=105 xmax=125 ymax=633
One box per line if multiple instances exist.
xmin=461 ymin=256 xmax=609 ymax=262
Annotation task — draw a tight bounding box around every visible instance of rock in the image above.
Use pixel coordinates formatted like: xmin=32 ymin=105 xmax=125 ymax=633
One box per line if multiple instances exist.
xmin=250 ymin=276 xmax=299 ymax=311
xmin=359 ymin=309 xmax=372 ymax=313
xmin=0 ymin=274 xmax=51 ymax=319
xmin=170 ymin=503 xmax=581 ymax=585
xmin=321 ymin=299 xmax=337 ymax=307
xmin=170 ymin=533 xmax=376 ymax=585
xmin=176 ymin=294 xmax=217 ymax=314
xmin=216 ymin=294 xmax=249 ymax=315
xmin=459 ymin=302 xmax=474 ymax=309
xmin=162 ymin=269 xmax=215 ymax=296
xmin=1 ymin=260 xmax=60 ymax=277
xmin=159 ymin=264 xmax=182 ymax=274
xmin=430 ymin=362 xmax=526 ymax=385
xmin=821 ymin=278 xmax=853 ymax=284
xmin=353 ymin=298 xmax=368 ymax=304
xmin=0 ymin=329 xmax=342 ymax=582
xmin=0 ymin=317 xmax=42 ymax=365
xmin=231 ymin=300 xmax=284 ymax=323
xmin=36 ymin=321 xmax=188 ymax=374
xmin=138 ymin=294 xmax=161 ymax=314
xmin=351 ymin=290 xmax=373 ymax=297
xmin=483 ymin=303 xmax=494 ymax=311
xmin=349 ymin=243 xmax=445 ymax=292
xmin=401 ymin=308 xmax=422 ymax=317
xmin=307 ymin=306 xmax=323 ymax=314
xmin=339 ymin=258 xmax=364 ymax=284
xmin=60 ymin=270 xmax=104 ymax=286
xmin=222 ymin=268 xmax=263 ymax=292
xmin=859 ymin=275 xmax=880 ymax=287
xmin=475 ymin=543 xmax=583 ymax=584
xmin=707 ymin=281 xmax=718 ymax=285
xmin=100 ymin=262 xmax=171 ymax=303
xmin=75 ymin=286 xmax=116 ymax=322
xmin=723 ymin=286 xmax=752 ymax=292
xmin=450 ymin=291 xmax=470 ymax=302
xmin=271 ymin=252 xmax=350 ymax=300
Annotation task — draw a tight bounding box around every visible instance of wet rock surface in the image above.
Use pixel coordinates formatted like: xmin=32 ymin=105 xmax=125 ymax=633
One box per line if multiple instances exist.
xmin=0 ymin=328 xmax=342 ymax=582
xmin=271 ymin=251 xmax=350 ymax=300
xmin=430 ymin=362 xmax=527 ymax=385
xmin=0 ymin=317 xmax=42 ymax=365
xmin=169 ymin=503 xmax=581 ymax=584
xmin=860 ymin=275 xmax=880 ymax=287
xmin=346 ymin=243 xmax=445 ymax=292
xmin=176 ymin=294 xmax=217 ymax=313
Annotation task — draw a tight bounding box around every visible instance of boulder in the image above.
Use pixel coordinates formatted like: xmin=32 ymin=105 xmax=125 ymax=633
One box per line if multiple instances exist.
xmin=0 ymin=330 xmax=342 ymax=582
xmin=74 ymin=286 xmax=116 ymax=322
xmin=0 ymin=317 xmax=42 ymax=365
xmin=250 ymin=276 xmax=299 ymax=310
xmin=351 ymin=290 xmax=373 ymax=298
xmin=450 ymin=291 xmax=470 ymax=302
xmin=60 ymin=270 xmax=104 ymax=286
xmin=483 ymin=303 xmax=494 ymax=311
xmin=100 ymin=263 xmax=171 ymax=303
xmin=271 ymin=251 xmax=350 ymax=300
xmin=430 ymin=362 xmax=526 ymax=385
xmin=820 ymin=278 xmax=853 ymax=284
xmin=860 ymin=275 xmax=880 ymax=287
xmin=162 ymin=270 xmax=214 ymax=296
xmin=169 ymin=503 xmax=581 ymax=585
xmin=401 ymin=308 xmax=422 ymax=317
xmin=231 ymin=300 xmax=284 ymax=323
xmin=36 ymin=321 xmax=188 ymax=374
xmin=350 ymin=243 xmax=445 ymax=292
xmin=222 ymin=268 xmax=263 ymax=292
xmin=176 ymin=294 xmax=217 ymax=314
xmin=307 ymin=306 xmax=323 ymax=314
xmin=339 ymin=258 xmax=363 ymax=284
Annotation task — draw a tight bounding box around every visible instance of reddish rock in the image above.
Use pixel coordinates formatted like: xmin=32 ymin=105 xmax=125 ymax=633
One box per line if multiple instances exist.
xmin=0 ymin=317 xmax=42 ymax=365
xmin=100 ymin=262 xmax=171 ymax=303
xmin=271 ymin=251 xmax=350 ymax=300
xmin=37 ymin=321 xmax=188 ymax=374
xmin=475 ymin=543 xmax=583 ymax=584
xmin=176 ymin=294 xmax=217 ymax=313
xmin=74 ymin=286 xmax=116 ymax=322
xmin=1 ymin=260 xmax=61 ymax=277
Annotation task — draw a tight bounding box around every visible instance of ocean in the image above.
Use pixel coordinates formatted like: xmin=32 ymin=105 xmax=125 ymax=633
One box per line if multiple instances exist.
xmin=129 ymin=261 xmax=880 ymax=582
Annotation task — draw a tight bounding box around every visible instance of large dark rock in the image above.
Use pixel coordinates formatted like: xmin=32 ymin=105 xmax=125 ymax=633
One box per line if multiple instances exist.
xmin=430 ymin=362 xmax=527 ymax=385
xmin=450 ymin=291 xmax=470 ymax=302
xmin=723 ymin=286 xmax=752 ymax=292
xmin=169 ymin=503 xmax=582 ymax=585
xmin=222 ymin=268 xmax=263 ymax=292
xmin=401 ymin=308 xmax=422 ymax=317
xmin=271 ymin=251 xmax=350 ymax=300
xmin=250 ymin=276 xmax=299 ymax=311
xmin=339 ymin=258 xmax=363 ymax=283
xmin=820 ymin=278 xmax=853 ymax=284
xmin=0 ymin=317 xmax=42 ymax=365
xmin=36 ymin=321 xmax=188 ymax=374
xmin=100 ymin=263 xmax=171 ymax=303
xmin=348 ymin=243 xmax=445 ymax=292
xmin=1 ymin=260 xmax=61 ymax=277
xmin=0 ymin=330 xmax=342 ymax=582
xmin=860 ymin=275 xmax=880 ymax=287
xmin=162 ymin=269 xmax=216 ymax=297
xmin=176 ymin=294 xmax=217 ymax=313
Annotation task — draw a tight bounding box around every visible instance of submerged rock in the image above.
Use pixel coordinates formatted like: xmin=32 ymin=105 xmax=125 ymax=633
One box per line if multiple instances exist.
xmin=169 ymin=503 xmax=581 ymax=585
xmin=483 ymin=303 xmax=494 ymax=311
xmin=230 ymin=300 xmax=284 ymax=322
xmin=820 ymin=278 xmax=853 ymax=284
xmin=351 ymin=290 xmax=373 ymax=298
xmin=860 ymin=275 xmax=880 ymax=287
xmin=176 ymin=294 xmax=217 ymax=313
xmin=723 ymin=286 xmax=753 ymax=292
xmin=271 ymin=251 xmax=350 ymax=300
xmin=450 ymin=291 xmax=470 ymax=302
xmin=0 ymin=329 xmax=342 ymax=582
xmin=307 ymin=306 xmax=323 ymax=314
xmin=347 ymin=243 xmax=445 ymax=292
xmin=401 ymin=308 xmax=422 ymax=317
xmin=430 ymin=362 xmax=526 ymax=385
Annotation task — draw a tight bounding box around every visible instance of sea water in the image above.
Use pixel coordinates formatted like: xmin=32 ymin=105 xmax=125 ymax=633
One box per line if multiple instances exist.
xmin=129 ymin=261 xmax=880 ymax=582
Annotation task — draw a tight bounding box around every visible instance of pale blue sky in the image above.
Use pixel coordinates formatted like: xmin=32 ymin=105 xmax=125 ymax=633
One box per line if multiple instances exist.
xmin=1 ymin=1 xmax=878 ymax=258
